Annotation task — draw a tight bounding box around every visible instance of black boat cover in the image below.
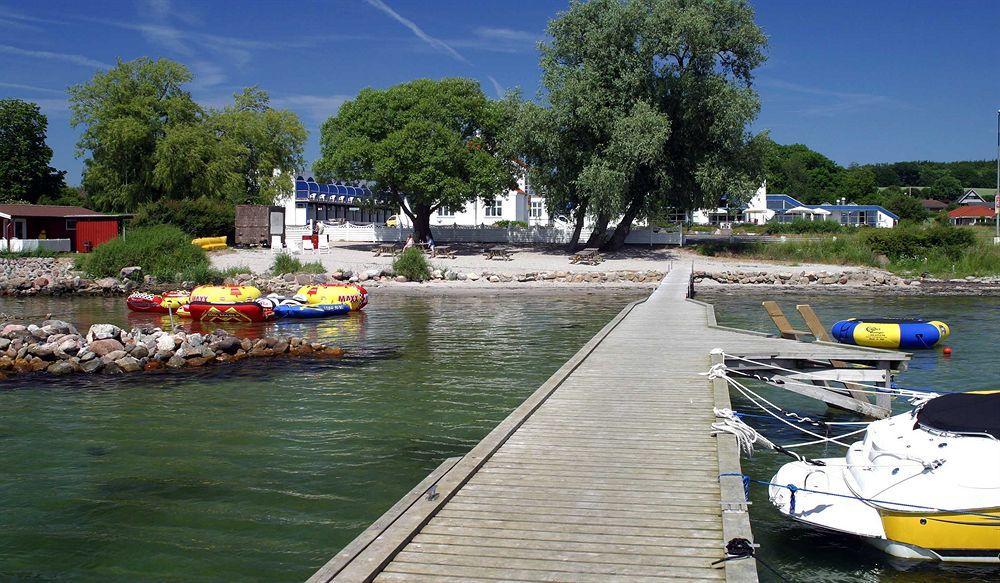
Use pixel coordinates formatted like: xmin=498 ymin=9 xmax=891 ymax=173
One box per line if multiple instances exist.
xmin=916 ymin=392 xmax=1000 ymax=439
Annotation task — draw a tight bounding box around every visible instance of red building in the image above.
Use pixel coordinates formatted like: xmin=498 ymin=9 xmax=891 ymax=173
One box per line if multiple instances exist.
xmin=947 ymin=205 xmax=995 ymax=226
xmin=0 ymin=205 xmax=125 ymax=252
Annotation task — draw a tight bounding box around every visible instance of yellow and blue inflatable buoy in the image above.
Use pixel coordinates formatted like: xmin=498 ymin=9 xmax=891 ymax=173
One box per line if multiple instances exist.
xmin=831 ymin=318 xmax=950 ymax=350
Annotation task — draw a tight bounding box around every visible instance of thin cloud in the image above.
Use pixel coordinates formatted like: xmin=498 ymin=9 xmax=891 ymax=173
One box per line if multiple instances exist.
xmin=487 ymin=76 xmax=503 ymax=98
xmin=759 ymin=78 xmax=912 ymax=117
xmin=0 ymin=82 xmax=65 ymax=95
xmin=363 ymin=0 xmax=469 ymax=64
xmin=0 ymin=44 xmax=110 ymax=69
xmin=273 ymin=94 xmax=351 ymax=124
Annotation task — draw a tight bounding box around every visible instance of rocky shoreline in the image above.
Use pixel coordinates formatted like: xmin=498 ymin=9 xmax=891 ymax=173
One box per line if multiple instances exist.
xmin=694 ymin=269 xmax=1000 ymax=296
xmin=0 ymin=320 xmax=342 ymax=378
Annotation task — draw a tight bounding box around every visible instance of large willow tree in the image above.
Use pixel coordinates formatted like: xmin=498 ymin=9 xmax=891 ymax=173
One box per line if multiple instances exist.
xmin=520 ymin=0 xmax=768 ymax=250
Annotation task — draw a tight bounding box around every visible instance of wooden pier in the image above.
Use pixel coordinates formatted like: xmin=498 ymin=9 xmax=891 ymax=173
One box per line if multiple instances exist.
xmin=310 ymin=265 xmax=908 ymax=582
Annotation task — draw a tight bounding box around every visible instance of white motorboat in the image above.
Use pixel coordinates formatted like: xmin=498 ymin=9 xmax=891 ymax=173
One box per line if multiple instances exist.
xmin=768 ymin=391 xmax=1000 ymax=563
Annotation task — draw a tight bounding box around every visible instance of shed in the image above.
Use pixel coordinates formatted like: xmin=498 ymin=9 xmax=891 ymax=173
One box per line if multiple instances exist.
xmin=0 ymin=204 xmax=126 ymax=252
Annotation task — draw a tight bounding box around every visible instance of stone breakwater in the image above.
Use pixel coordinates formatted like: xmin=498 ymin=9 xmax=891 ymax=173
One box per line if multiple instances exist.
xmin=0 ymin=257 xmax=140 ymax=296
xmin=694 ymin=269 xmax=1000 ymax=295
xmin=0 ymin=320 xmax=341 ymax=378
xmin=228 ymin=268 xmax=668 ymax=291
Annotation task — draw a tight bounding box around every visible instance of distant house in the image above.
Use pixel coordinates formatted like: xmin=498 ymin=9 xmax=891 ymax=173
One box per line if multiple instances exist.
xmin=0 ymin=204 xmax=124 ymax=252
xmin=764 ymin=194 xmax=898 ymax=228
xmin=956 ymin=188 xmax=998 ymax=207
xmin=278 ymin=174 xmax=395 ymax=227
xmin=920 ymin=199 xmax=948 ymax=212
xmin=948 ymin=205 xmax=995 ymax=226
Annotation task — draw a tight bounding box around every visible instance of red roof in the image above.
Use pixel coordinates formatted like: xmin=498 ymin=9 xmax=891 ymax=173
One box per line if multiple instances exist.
xmin=0 ymin=204 xmax=108 ymax=218
xmin=948 ymin=206 xmax=995 ymax=218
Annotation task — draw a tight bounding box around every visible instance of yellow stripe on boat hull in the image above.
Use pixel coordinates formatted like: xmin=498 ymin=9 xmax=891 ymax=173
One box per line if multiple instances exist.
xmin=880 ymin=508 xmax=1000 ymax=552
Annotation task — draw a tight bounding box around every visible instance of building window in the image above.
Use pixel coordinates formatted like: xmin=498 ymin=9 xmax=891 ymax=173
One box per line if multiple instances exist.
xmin=529 ymin=200 xmax=543 ymax=219
xmin=484 ymin=199 xmax=502 ymax=217
xmin=65 ymin=219 xmax=77 ymax=230
xmin=437 ymin=207 xmax=455 ymax=217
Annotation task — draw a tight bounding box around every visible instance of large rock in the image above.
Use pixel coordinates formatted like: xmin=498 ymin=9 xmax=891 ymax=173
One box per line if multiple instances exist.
xmin=87 ymin=338 xmax=125 ymax=357
xmin=1 ymin=324 xmax=26 ymax=337
xmin=129 ymin=344 xmax=149 ymax=359
xmin=120 ymin=266 xmax=142 ymax=279
xmin=295 ymin=273 xmax=316 ymax=285
xmin=96 ymin=277 xmax=120 ymax=290
xmin=156 ymin=334 xmax=175 ymax=352
xmin=80 ymin=358 xmax=102 ymax=373
xmin=115 ymin=356 xmax=142 ymax=372
xmin=86 ymin=324 xmax=121 ymax=342
xmin=47 ymin=361 xmax=75 ymax=375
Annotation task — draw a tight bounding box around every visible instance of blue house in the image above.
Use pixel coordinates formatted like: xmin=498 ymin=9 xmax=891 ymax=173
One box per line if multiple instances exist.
xmin=766 ymin=194 xmax=898 ymax=228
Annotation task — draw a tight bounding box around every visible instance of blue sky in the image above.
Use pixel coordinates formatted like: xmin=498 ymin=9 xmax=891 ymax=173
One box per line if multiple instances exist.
xmin=2 ymin=0 xmax=999 ymax=185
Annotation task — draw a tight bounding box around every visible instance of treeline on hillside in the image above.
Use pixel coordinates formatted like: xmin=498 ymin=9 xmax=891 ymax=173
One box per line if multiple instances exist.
xmin=763 ymin=140 xmax=994 ymax=222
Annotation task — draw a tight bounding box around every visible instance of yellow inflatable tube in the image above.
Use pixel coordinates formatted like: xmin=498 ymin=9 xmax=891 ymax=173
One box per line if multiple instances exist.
xmin=192 ymin=236 xmax=227 ymax=246
xmin=190 ymin=285 xmax=261 ymax=304
xmin=295 ymin=284 xmax=368 ymax=311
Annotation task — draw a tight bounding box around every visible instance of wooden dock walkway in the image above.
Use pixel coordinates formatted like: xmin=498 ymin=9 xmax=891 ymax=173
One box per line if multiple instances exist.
xmin=310 ymin=265 xmax=908 ymax=583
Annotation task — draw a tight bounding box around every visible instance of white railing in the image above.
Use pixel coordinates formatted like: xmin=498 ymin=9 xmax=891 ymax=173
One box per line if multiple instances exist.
xmin=320 ymin=222 xmax=682 ymax=246
xmin=0 ymin=238 xmax=72 ymax=253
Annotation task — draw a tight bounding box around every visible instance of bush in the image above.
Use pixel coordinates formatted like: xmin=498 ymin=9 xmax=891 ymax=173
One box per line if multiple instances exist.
xmin=76 ymin=225 xmax=208 ymax=281
xmin=392 ymin=247 xmax=431 ymax=281
xmin=270 ymin=253 xmax=326 ymax=275
xmin=131 ymin=197 xmax=235 ymax=240
xmin=493 ymin=220 xmax=529 ymax=228
xmin=861 ymin=224 xmax=974 ymax=260
xmin=762 ymin=218 xmax=844 ymax=235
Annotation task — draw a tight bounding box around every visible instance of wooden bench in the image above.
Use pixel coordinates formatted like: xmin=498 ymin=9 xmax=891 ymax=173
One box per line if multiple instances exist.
xmin=372 ymin=244 xmax=400 ymax=257
xmin=570 ymin=247 xmax=604 ymax=265
xmin=431 ymin=245 xmax=455 ymax=258
xmin=484 ymin=246 xmax=513 ymax=261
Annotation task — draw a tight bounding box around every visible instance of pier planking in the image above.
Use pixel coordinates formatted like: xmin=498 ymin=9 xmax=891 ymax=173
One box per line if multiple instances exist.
xmin=310 ymin=264 xmax=908 ymax=582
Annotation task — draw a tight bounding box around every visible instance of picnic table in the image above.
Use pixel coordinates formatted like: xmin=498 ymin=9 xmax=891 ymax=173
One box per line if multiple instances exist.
xmin=483 ymin=246 xmax=513 ymax=261
xmin=431 ymin=245 xmax=455 ymax=258
xmin=372 ymin=243 xmax=400 ymax=257
xmin=570 ymin=247 xmax=604 ymax=265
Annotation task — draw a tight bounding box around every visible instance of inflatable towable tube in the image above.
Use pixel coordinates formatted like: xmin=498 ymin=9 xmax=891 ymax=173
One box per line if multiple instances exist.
xmin=185 ymin=298 xmax=275 ymax=323
xmin=126 ymin=290 xmax=190 ymax=313
xmin=189 ymin=285 xmax=261 ymax=304
xmin=831 ymin=318 xmax=950 ymax=350
xmin=274 ymin=303 xmax=351 ymax=319
xmin=295 ymin=284 xmax=368 ymax=311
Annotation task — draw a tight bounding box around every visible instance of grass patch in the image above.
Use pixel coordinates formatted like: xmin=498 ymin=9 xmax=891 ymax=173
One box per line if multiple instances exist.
xmin=270 ymin=253 xmax=326 ymax=275
xmin=76 ymin=225 xmax=209 ymax=281
xmin=392 ymin=247 xmax=431 ymax=281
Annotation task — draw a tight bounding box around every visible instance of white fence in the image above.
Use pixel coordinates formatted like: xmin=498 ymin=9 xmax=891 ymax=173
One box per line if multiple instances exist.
xmin=317 ymin=223 xmax=682 ymax=246
xmin=0 ymin=238 xmax=71 ymax=253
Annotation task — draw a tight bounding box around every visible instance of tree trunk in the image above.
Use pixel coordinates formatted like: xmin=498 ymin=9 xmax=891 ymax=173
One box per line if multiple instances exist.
xmin=412 ymin=205 xmax=433 ymax=242
xmin=567 ymin=200 xmax=589 ymax=251
xmin=602 ymin=198 xmax=643 ymax=252
xmin=584 ymin=213 xmax=610 ymax=248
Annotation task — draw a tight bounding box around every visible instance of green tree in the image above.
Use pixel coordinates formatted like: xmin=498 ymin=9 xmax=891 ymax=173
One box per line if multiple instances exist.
xmin=211 ymin=87 xmax=307 ymax=204
xmin=315 ymin=78 xmax=516 ymax=241
xmin=882 ymin=192 xmax=929 ymax=223
xmin=835 ymin=165 xmax=878 ymax=202
xmin=69 ymin=57 xmax=201 ymax=211
xmin=762 ymin=140 xmax=841 ymax=202
xmin=0 ymin=99 xmax=66 ymax=203
xmin=929 ymin=175 xmax=963 ymax=201
xmin=529 ymin=0 xmax=767 ymax=250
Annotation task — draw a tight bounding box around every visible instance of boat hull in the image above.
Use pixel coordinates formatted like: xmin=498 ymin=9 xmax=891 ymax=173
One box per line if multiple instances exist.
xmin=770 ymin=460 xmax=1000 ymax=563
xmin=830 ymin=319 xmax=950 ymax=349
xmin=274 ymin=303 xmax=351 ymax=319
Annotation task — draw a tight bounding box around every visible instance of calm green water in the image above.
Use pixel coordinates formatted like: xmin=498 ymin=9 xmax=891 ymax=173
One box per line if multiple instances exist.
xmin=1 ymin=290 xmax=997 ymax=582
xmin=704 ymin=291 xmax=1000 ymax=583
xmin=0 ymin=291 xmax=643 ymax=582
